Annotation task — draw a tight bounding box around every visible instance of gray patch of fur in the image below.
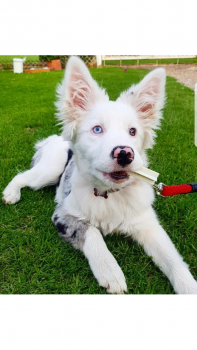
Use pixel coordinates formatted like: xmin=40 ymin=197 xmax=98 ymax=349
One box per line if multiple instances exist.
xmin=52 ymin=208 xmax=89 ymax=251
xmin=55 ymin=157 xmax=74 ymax=204
xmin=52 ymin=146 xmax=88 ymax=251
xmin=62 ymin=158 xmax=74 ymax=198
xmin=30 ymin=148 xmax=43 ymax=168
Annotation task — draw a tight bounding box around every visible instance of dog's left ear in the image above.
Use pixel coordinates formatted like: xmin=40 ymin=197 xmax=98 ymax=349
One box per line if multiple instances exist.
xmin=117 ymin=68 xmax=166 ymax=148
xmin=55 ymin=56 xmax=108 ymax=140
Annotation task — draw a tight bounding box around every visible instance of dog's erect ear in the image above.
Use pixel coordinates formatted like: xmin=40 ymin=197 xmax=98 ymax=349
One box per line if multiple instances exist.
xmin=55 ymin=56 xmax=108 ymax=140
xmin=117 ymin=68 xmax=166 ymax=148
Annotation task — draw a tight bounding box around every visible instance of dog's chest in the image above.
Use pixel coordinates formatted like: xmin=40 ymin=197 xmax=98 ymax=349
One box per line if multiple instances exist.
xmin=72 ymin=184 xmax=154 ymax=235
xmin=62 ymin=163 xmax=155 ymax=235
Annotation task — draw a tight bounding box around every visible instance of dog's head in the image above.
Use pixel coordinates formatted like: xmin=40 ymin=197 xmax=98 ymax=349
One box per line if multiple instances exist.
xmin=56 ymin=56 xmax=166 ymax=189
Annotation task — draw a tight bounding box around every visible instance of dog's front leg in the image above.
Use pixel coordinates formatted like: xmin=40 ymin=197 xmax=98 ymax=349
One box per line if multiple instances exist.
xmin=131 ymin=208 xmax=197 ymax=294
xmin=3 ymin=165 xmax=59 ymax=205
xmin=83 ymin=226 xmax=127 ymax=293
xmin=53 ymin=212 xmax=127 ymax=294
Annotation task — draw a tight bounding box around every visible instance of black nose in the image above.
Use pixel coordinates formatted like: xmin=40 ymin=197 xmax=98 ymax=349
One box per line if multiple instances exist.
xmin=111 ymin=146 xmax=134 ymax=167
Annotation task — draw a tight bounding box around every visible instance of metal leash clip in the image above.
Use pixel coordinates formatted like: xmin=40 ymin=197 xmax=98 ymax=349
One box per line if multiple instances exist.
xmin=133 ymin=167 xmax=197 ymax=197
xmin=153 ymin=182 xmax=165 ymax=197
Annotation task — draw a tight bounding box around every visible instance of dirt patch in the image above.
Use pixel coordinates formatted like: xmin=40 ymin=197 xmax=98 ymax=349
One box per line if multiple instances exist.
xmin=125 ymin=64 xmax=197 ymax=90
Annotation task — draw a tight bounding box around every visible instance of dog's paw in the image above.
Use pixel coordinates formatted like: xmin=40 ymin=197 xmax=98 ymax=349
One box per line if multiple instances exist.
xmin=100 ymin=268 xmax=127 ymax=294
xmin=187 ymin=282 xmax=197 ymax=294
xmin=175 ymin=281 xmax=197 ymax=294
xmin=2 ymin=186 xmax=21 ymax=204
xmin=91 ymin=258 xmax=127 ymax=294
xmin=173 ymin=270 xmax=197 ymax=294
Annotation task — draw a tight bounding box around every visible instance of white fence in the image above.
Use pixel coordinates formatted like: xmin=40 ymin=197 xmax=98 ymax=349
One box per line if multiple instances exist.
xmin=96 ymin=55 xmax=197 ymax=66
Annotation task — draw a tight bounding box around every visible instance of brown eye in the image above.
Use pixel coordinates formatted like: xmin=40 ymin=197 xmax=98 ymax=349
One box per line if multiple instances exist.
xmin=129 ymin=128 xmax=136 ymax=136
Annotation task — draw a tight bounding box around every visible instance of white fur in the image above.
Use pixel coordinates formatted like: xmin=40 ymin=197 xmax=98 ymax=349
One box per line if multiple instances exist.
xmin=3 ymin=135 xmax=69 ymax=204
xmin=3 ymin=56 xmax=197 ymax=294
xmin=83 ymin=227 xmax=127 ymax=293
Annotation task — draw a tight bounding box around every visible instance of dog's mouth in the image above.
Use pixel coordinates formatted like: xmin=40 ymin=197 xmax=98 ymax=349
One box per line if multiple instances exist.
xmin=109 ymin=171 xmax=129 ymax=180
xmin=103 ymin=171 xmax=129 ymax=183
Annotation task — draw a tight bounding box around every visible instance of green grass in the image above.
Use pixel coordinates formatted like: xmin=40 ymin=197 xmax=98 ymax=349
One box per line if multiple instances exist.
xmin=0 ymin=55 xmax=39 ymax=63
xmin=1 ymin=56 xmax=197 ymax=65
xmin=104 ymin=58 xmax=197 ymax=66
xmin=0 ymin=67 xmax=197 ymax=294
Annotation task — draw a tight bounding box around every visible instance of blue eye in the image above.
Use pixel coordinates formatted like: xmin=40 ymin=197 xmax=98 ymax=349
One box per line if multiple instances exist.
xmin=93 ymin=126 xmax=103 ymax=134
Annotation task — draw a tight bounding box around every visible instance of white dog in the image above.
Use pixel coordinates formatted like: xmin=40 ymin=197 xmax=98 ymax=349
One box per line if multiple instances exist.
xmin=3 ymin=56 xmax=197 ymax=294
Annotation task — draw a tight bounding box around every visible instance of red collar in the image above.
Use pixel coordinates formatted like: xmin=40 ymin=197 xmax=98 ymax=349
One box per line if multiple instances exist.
xmin=94 ymin=187 xmax=120 ymax=199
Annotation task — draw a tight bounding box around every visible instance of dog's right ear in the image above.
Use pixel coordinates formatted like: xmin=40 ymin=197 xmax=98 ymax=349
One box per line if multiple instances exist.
xmin=55 ymin=56 xmax=108 ymax=140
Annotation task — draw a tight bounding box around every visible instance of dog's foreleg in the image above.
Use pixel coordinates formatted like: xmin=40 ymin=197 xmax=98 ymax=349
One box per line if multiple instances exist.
xmin=2 ymin=164 xmax=59 ymax=205
xmin=131 ymin=208 xmax=197 ymax=294
xmin=52 ymin=212 xmax=127 ymax=294
xmin=3 ymin=135 xmax=69 ymax=204
xmin=83 ymin=226 xmax=127 ymax=293
xmin=3 ymin=168 xmax=38 ymax=204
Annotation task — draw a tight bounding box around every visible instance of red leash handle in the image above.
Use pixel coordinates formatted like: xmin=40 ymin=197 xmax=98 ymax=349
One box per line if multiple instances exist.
xmin=162 ymin=184 xmax=192 ymax=196
xmin=160 ymin=183 xmax=197 ymax=197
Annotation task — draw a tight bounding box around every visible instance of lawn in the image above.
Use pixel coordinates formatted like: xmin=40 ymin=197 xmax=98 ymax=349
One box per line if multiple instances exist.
xmin=104 ymin=58 xmax=197 ymax=66
xmin=0 ymin=55 xmax=39 ymax=63
xmin=0 ymin=67 xmax=197 ymax=294
xmin=1 ymin=56 xmax=197 ymax=65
